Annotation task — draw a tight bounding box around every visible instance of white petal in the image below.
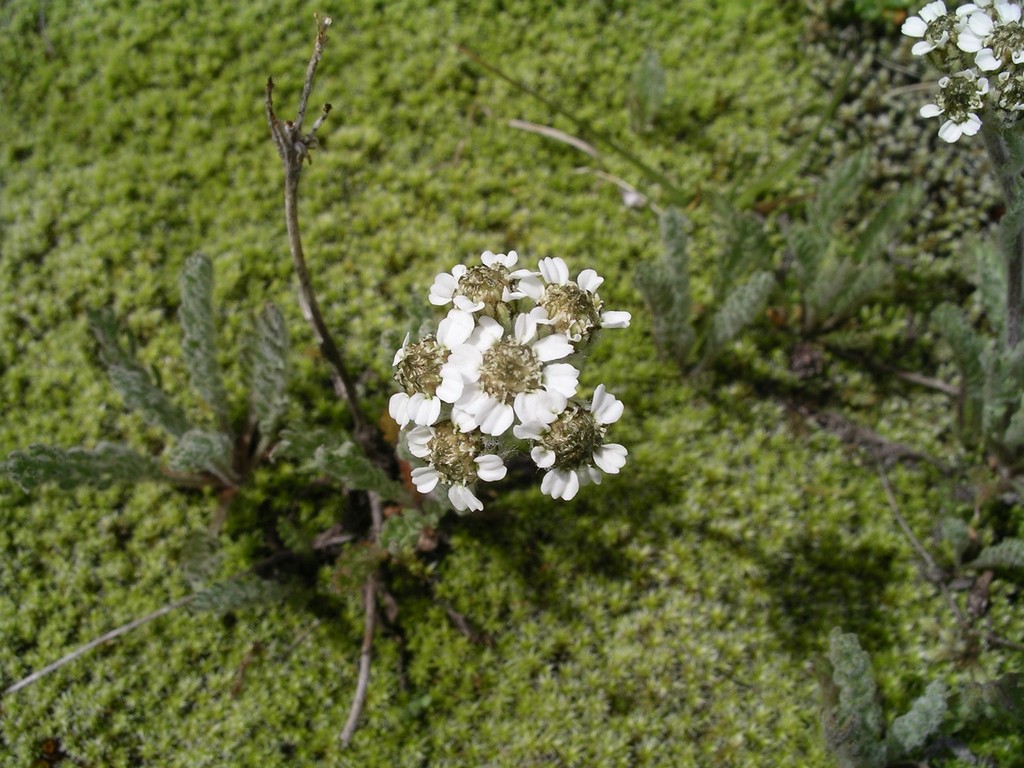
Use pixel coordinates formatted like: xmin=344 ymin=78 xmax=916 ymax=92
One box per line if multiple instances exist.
xmin=901 ymin=16 xmax=928 ymax=37
xmin=600 ymin=310 xmax=631 ymax=329
xmin=912 ymin=40 xmax=937 ymax=55
xmin=541 ymin=469 xmax=580 ymax=500
xmin=409 ymin=394 xmax=442 ymax=426
xmin=591 ymin=384 xmax=624 ymax=425
xmin=513 ymin=311 xmax=539 ymax=344
xmin=531 ymin=334 xmax=574 ymax=362
xmin=514 ymin=391 xmax=567 ymax=425
xmin=515 ymin=274 xmax=545 ymax=301
xmin=513 ymin=421 xmax=546 ymax=440
xmin=393 ymin=332 xmax=411 ymax=366
xmin=920 ymin=103 xmax=944 ymax=118
xmin=920 ymin=0 xmax=948 ymax=22
xmin=998 ymin=1 xmax=1021 ymax=22
xmin=429 ymin=273 xmax=458 ymax=305
xmin=448 ymin=484 xmax=483 ymax=512
xmin=437 ymin=309 xmax=475 ymax=347
xmin=538 ymin=257 xmax=570 ymax=285
xmin=531 ymin=445 xmax=556 ymax=469
xmin=475 ymin=453 xmax=507 ymax=482
xmin=471 ymin=316 xmax=505 ymax=349
xmin=411 ymin=466 xmax=440 ymax=493
xmin=937 ymin=119 xmax=964 ymax=142
xmin=542 ymin=363 xmax=580 ymax=398
xmin=577 ymin=268 xmax=604 ymax=293
xmin=406 ymin=426 xmax=433 ymax=458
xmin=435 ymin=372 xmax=465 ymax=404
xmin=389 ymin=392 xmax=411 ymax=427
xmin=453 ymin=295 xmax=485 ymax=312
xmin=960 ymin=113 xmax=983 ymax=135
xmin=478 ymin=400 xmax=515 ymax=436
xmin=451 ymin=405 xmax=478 ymax=433
xmin=976 ymin=48 xmax=1002 ymax=70
xmin=593 ymin=444 xmax=628 ymax=474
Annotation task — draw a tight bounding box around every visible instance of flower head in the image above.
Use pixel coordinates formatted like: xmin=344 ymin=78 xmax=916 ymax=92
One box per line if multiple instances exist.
xmin=518 ymin=257 xmax=631 ymax=345
xmin=442 ymin=310 xmax=579 ymax=435
xmin=407 ymin=421 xmax=506 ymax=512
xmin=919 ymin=69 xmax=989 ymax=141
xmin=429 ymin=250 xmax=532 ymax=314
xmin=514 ymin=384 xmax=628 ymax=501
xmin=903 ymin=2 xmax=962 ymax=57
xmin=389 ymin=309 xmax=475 ymax=427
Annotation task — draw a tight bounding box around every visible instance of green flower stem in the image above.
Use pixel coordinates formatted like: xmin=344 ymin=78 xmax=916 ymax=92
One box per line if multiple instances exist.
xmin=981 ymin=122 xmax=1024 ymax=348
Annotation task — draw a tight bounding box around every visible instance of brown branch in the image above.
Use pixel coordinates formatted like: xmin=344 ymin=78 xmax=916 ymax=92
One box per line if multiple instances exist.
xmin=265 ymin=17 xmax=376 ymax=453
xmin=3 ymin=595 xmax=195 ymax=697
xmin=340 ymin=491 xmax=384 ymax=747
xmin=878 ymin=466 xmax=1024 ymax=654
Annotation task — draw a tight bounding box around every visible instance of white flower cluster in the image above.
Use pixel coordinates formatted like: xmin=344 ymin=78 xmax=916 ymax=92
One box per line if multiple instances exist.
xmin=903 ymin=1 xmax=1024 ymax=140
xmin=389 ymin=250 xmax=630 ymax=512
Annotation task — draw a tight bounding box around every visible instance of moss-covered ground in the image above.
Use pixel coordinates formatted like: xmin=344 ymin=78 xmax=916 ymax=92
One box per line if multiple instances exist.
xmin=1 ymin=1 xmax=1021 ymax=766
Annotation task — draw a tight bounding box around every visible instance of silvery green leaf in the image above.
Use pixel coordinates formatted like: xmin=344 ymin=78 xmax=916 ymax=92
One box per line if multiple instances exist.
xmin=3 ymin=442 xmax=160 ymax=491
xmin=178 ymin=253 xmax=229 ymax=425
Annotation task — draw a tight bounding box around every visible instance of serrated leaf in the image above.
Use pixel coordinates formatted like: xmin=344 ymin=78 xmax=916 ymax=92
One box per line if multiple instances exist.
xmin=2 ymin=442 xmax=160 ymax=491
xmin=712 ymin=198 xmax=772 ymax=297
xmin=810 ymin=150 xmax=869 ymax=233
xmin=88 ymin=308 xmax=191 ymax=437
xmin=188 ymin=573 xmax=287 ymax=614
xmin=852 ymin=182 xmax=923 ymax=264
xmin=707 ymin=270 xmax=774 ymax=352
xmin=178 ymin=253 xmax=229 ymax=425
xmin=167 ymin=429 xmax=236 ymax=484
xmin=244 ymin=303 xmax=290 ymax=452
xmin=936 ymin=516 xmax=972 ymax=568
xmin=826 ymin=261 xmax=891 ymax=328
xmin=886 ymin=680 xmax=947 ymax=758
xmin=981 ymin=340 xmax=1024 ymax=443
xmin=788 ymin=222 xmax=828 ymax=287
xmin=634 ymin=207 xmax=693 ymax=366
xmin=272 ymin=425 xmax=348 ymax=464
xmin=932 ymin=304 xmax=986 ymax=439
xmin=179 ymin=530 xmax=222 ymax=589
xmin=957 ymin=673 xmax=1024 ymax=726
xmin=313 ymin=442 xmax=405 ymax=500
xmin=973 ymin=238 xmax=1006 ymax=332
xmin=823 ymin=628 xmax=886 ymax=768
xmin=968 ymin=537 xmax=1024 ymax=575
xmin=627 ymin=48 xmax=665 ymax=134
xmin=380 ymin=504 xmax=443 ymax=554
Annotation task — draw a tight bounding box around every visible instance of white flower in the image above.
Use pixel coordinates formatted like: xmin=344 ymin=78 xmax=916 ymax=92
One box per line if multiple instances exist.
xmin=903 ymin=2 xmax=959 ymax=56
xmin=428 ymin=250 xmax=532 ymax=313
xmin=517 ymin=256 xmax=631 ymax=345
xmin=389 ymin=309 xmax=475 ymax=427
xmin=919 ymin=70 xmax=989 ymax=141
xmin=406 ymin=422 xmax=506 ymax=512
xmin=442 ymin=311 xmax=578 ymax=436
xmin=514 ymin=384 xmax=628 ymax=501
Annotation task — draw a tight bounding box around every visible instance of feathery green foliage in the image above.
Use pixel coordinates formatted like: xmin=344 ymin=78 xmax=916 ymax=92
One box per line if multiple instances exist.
xmin=243 ymin=304 xmax=290 ymax=456
xmin=634 ymin=207 xmax=693 ymax=367
xmin=822 ymin=629 xmax=886 ymax=768
xmin=627 ymin=49 xmax=665 ymax=135
xmin=2 ymin=442 xmax=160 ymax=491
xmin=178 ymin=253 xmax=230 ymax=427
xmin=968 ymin=537 xmax=1024 ymax=577
xmin=786 ymin=151 xmax=922 ymax=334
xmin=88 ymin=307 xmax=192 ymax=437
xmin=822 ymin=629 xmax=948 ymax=768
xmin=166 ymin=428 xmax=236 ymax=485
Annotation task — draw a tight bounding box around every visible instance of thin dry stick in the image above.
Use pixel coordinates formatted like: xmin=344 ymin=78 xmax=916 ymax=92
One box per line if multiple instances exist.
xmin=3 ymin=595 xmax=195 ymax=697
xmin=340 ymin=490 xmax=384 ymax=747
xmin=265 ymin=16 xmax=371 ymax=450
xmin=508 ymin=118 xmax=600 ymax=158
xmin=877 ymin=465 xmax=1024 ymax=653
